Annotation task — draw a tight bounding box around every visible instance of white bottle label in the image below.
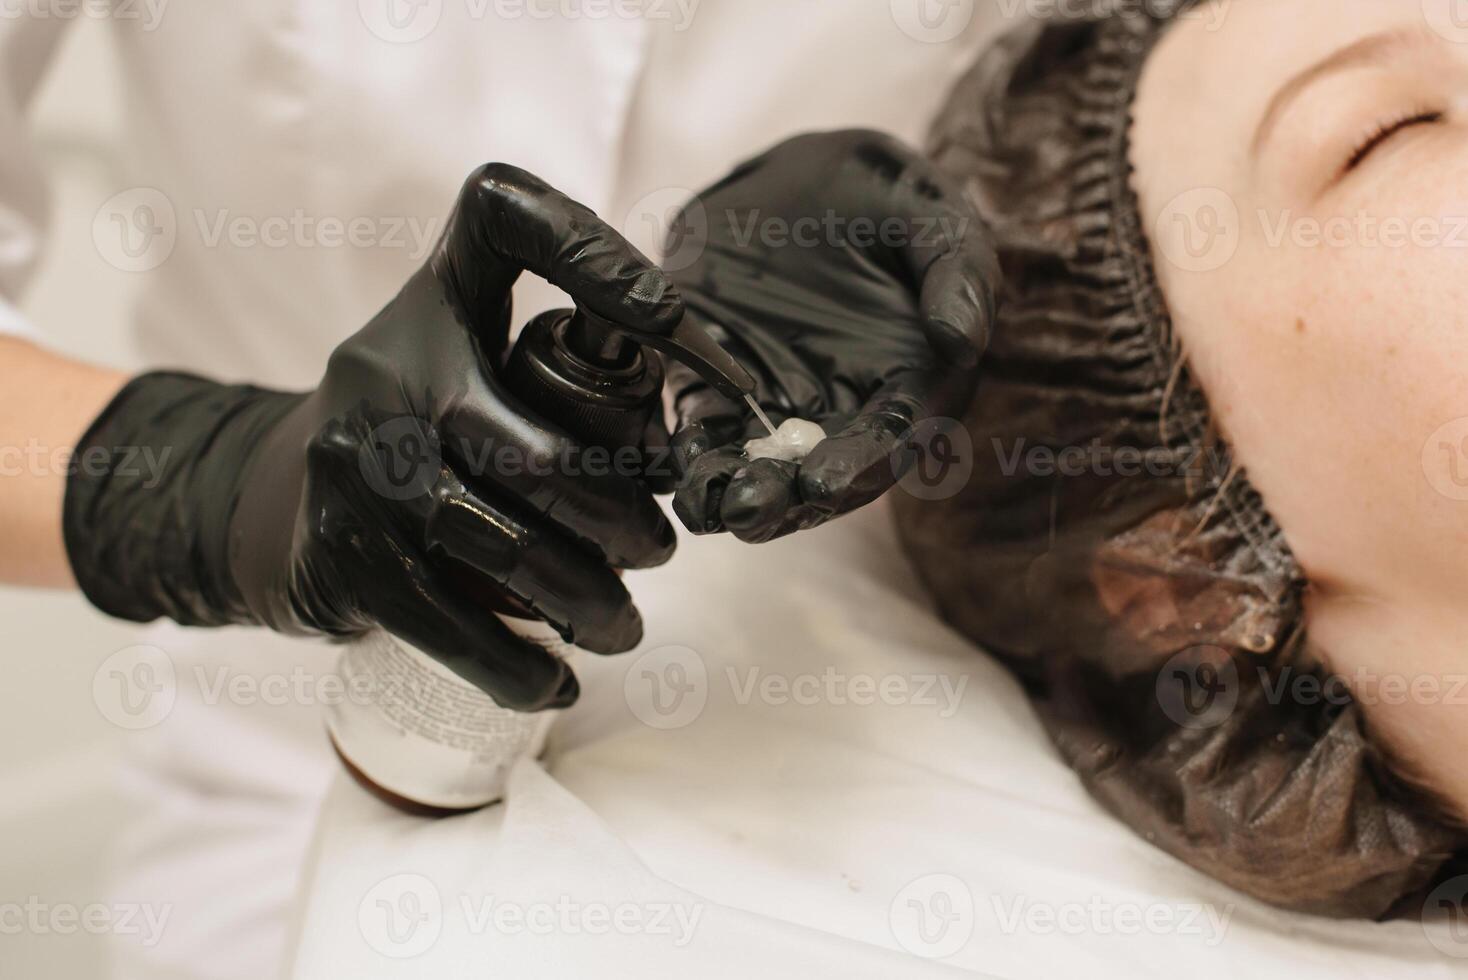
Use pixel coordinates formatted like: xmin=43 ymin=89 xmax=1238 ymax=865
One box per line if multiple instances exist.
xmin=325 ymin=620 xmax=573 ymax=810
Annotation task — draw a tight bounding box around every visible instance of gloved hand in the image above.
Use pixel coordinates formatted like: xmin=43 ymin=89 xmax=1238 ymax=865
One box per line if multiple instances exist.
xmin=666 ymin=130 xmax=999 ymax=542
xmin=64 ymin=164 xmax=681 ymax=712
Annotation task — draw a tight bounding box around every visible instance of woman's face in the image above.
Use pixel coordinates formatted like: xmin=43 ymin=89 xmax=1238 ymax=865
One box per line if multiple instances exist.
xmin=1133 ymin=0 xmax=1468 ymax=813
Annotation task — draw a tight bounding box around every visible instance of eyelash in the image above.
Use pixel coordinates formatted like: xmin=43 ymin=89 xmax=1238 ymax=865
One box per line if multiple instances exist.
xmin=1343 ymin=108 xmax=1445 ymax=174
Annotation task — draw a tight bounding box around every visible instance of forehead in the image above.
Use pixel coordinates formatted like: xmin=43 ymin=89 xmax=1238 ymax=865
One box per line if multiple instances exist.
xmin=1134 ymin=0 xmax=1430 ymax=189
xmin=1157 ymin=0 xmax=1429 ymax=78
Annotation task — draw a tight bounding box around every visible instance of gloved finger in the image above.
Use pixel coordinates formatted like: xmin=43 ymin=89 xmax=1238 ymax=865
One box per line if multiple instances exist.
xmin=883 ymin=152 xmax=999 ymax=370
xmin=442 ymin=388 xmax=676 ymax=570
xmin=671 ymin=447 xmax=747 ymax=534
xmin=796 ymin=366 xmax=963 ymax=518
xmin=421 ymin=469 xmax=644 ymax=655
xmin=371 ymin=565 xmax=580 ymax=712
xmin=670 ymin=403 xmax=748 ymax=479
xmin=446 ymin=163 xmax=683 ymax=339
xmin=914 ymin=238 xmax=999 ymax=369
xmin=667 ymin=357 xmax=743 ymax=432
xmin=664 ymin=321 xmax=768 ymax=475
xmin=718 ymin=458 xmax=832 ymax=544
xmin=309 ymin=416 xmax=579 ymax=709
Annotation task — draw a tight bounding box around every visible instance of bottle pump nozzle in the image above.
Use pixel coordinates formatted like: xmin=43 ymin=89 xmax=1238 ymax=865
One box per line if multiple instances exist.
xmin=503 ymin=308 xmax=757 ymax=451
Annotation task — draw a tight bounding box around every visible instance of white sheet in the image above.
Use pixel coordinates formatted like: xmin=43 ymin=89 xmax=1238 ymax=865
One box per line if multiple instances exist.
xmin=288 ymin=502 xmax=1465 ymax=978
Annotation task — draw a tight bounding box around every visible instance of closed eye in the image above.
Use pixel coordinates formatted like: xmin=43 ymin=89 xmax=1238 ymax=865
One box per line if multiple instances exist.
xmin=1343 ymin=109 xmax=1444 ymax=175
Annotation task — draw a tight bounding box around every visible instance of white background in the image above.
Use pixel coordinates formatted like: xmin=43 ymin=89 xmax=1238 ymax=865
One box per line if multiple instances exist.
xmin=0 ymin=21 xmax=151 ymax=977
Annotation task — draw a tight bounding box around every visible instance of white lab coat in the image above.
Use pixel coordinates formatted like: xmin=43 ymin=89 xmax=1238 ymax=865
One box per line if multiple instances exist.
xmin=0 ymin=4 xmax=1001 ymax=978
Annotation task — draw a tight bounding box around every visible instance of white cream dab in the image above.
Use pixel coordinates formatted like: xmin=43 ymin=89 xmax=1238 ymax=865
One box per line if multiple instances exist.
xmin=743 ymin=418 xmax=826 ymax=463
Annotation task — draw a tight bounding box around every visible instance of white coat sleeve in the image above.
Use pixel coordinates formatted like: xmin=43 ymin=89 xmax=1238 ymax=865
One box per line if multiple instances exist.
xmin=0 ymin=16 xmax=74 ymax=341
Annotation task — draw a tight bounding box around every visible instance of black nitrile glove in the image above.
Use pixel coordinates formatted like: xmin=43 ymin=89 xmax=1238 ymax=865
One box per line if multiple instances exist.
xmin=64 ymin=164 xmax=681 ymax=712
xmin=667 ymin=130 xmax=999 ymax=543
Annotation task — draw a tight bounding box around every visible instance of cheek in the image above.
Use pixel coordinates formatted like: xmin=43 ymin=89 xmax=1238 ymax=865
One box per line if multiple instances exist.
xmin=1164 ymin=224 xmax=1468 ymax=602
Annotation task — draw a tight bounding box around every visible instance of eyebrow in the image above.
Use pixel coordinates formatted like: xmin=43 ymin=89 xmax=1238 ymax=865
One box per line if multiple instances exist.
xmin=1251 ymin=28 xmax=1431 ymax=156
